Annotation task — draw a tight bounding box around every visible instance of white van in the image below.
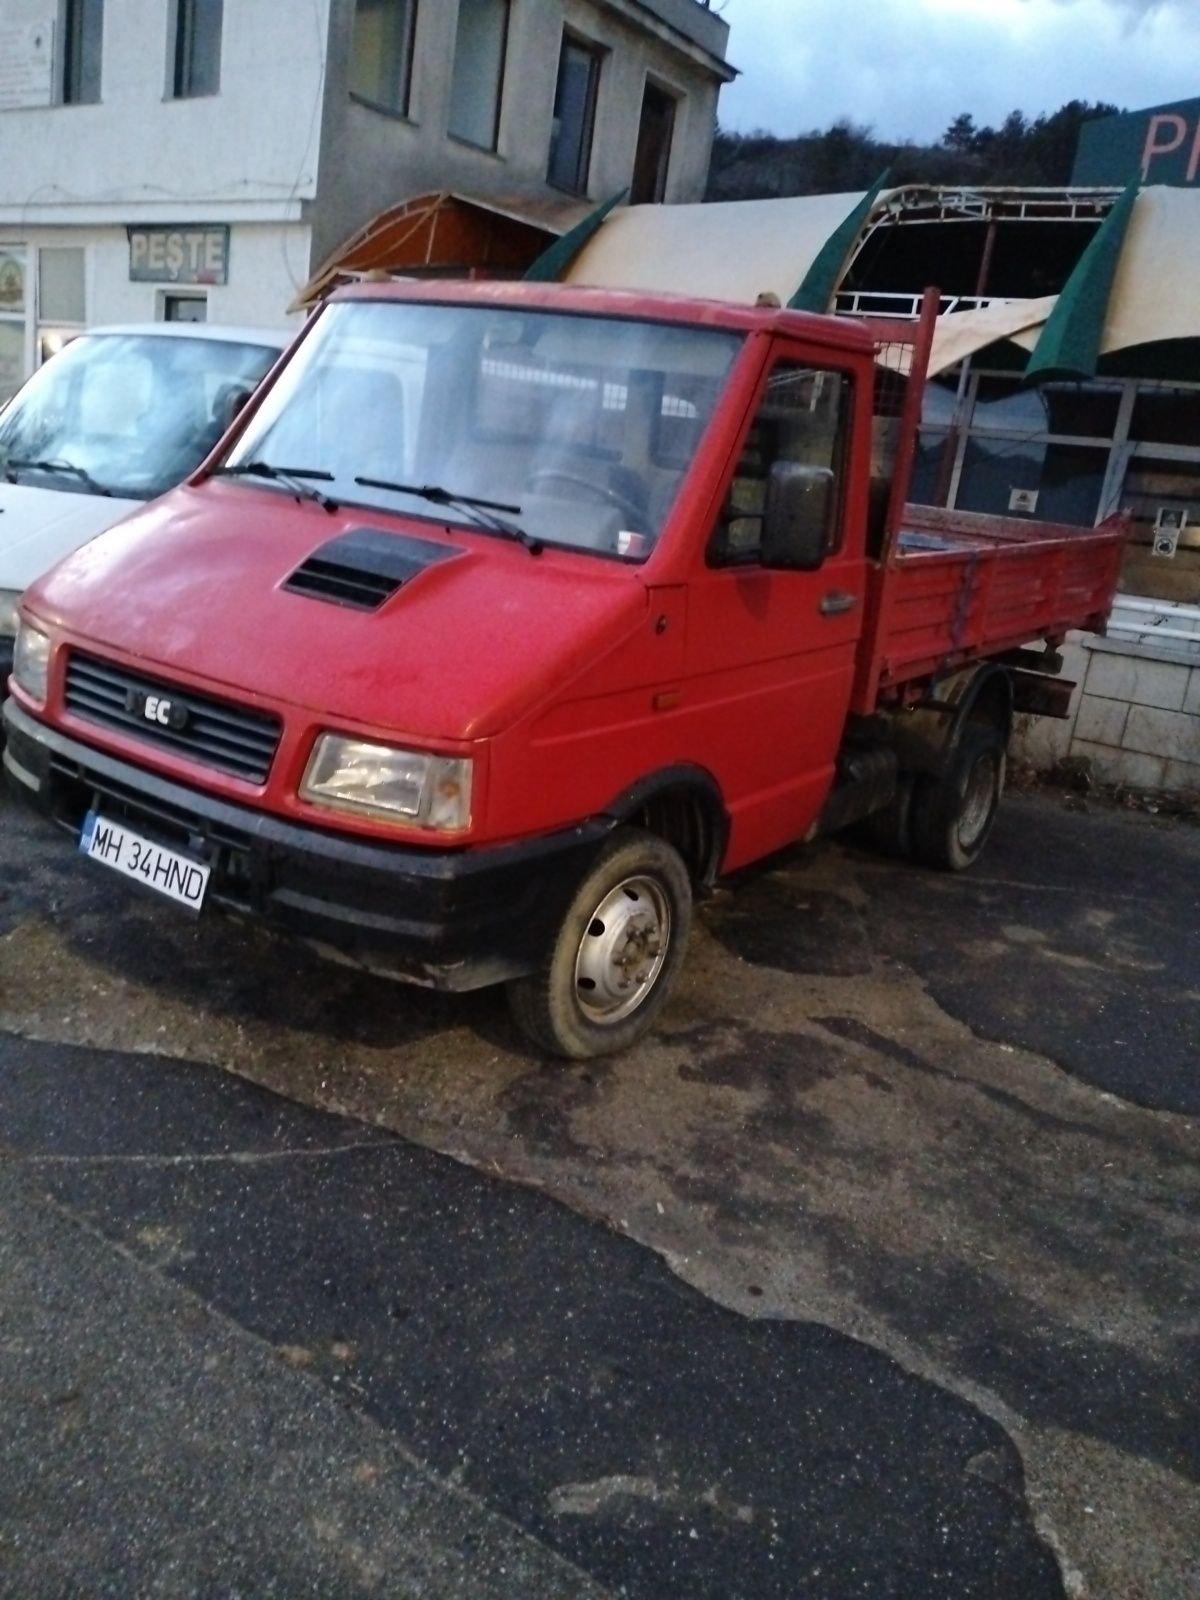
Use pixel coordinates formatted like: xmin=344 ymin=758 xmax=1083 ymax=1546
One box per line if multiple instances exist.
xmin=0 ymin=323 xmax=289 ymax=678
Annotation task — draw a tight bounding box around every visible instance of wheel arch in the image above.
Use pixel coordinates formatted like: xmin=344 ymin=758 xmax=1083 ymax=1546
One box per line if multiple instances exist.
xmin=602 ymin=765 xmax=729 ymax=888
xmin=961 ymin=663 xmax=1014 ymax=743
xmin=884 ymin=662 xmax=1014 ymax=779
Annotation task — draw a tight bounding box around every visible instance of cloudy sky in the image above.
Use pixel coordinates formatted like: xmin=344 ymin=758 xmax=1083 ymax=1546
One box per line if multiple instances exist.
xmin=715 ymin=0 xmax=1200 ymax=143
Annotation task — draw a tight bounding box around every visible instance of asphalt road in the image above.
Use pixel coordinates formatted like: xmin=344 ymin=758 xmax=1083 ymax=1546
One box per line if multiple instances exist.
xmin=1 ymin=778 xmax=1197 ymax=1597
xmin=1 ymin=1035 xmax=1061 ymax=1599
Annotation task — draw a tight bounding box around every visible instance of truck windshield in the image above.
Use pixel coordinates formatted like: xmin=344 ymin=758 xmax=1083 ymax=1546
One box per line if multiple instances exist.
xmin=225 ymin=300 xmax=742 ymax=558
xmin=0 ymin=332 xmax=280 ymax=500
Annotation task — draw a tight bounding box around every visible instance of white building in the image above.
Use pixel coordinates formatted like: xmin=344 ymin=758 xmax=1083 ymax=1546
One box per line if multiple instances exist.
xmin=0 ymin=0 xmax=732 ymax=400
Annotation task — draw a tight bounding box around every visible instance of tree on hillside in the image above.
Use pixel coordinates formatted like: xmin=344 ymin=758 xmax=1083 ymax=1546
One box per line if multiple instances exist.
xmin=1024 ymin=100 xmax=1122 ymax=184
xmin=942 ymin=113 xmax=978 ymax=153
xmin=937 ymin=99 xmax=1121 ymax=184
xmin=808 ymin=119 xmax=882 ymax=191
xmin=708 ymin=99 xmax=1124 ymax=202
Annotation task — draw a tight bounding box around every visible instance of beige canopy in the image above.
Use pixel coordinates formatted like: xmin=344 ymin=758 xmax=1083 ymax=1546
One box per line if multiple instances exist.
xmin=1097 ymin=185 xmax=1200 ymax=354
xmin=563 ymin=192 xmax=871 ymax=306
xmin=563 ymin=184 xmax=1200 ymax=371
xmin=925 ymin=297 xmax=1056 ymax=375
xmin=870 ymin=298 xmax=1055 ymax=378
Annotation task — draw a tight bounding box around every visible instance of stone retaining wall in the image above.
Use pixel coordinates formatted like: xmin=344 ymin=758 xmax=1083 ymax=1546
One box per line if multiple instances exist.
xmin=1012 ymin=634 xmax=1200 ymax=791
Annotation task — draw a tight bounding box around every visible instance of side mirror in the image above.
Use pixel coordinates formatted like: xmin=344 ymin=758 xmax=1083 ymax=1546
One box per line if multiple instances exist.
xmin=760 ymin=461 xmax=835 ymax=571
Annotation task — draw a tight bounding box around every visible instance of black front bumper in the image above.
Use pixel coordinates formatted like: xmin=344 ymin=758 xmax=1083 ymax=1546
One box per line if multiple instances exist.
xmin=2 ymin=698 xmax=611 ymax=990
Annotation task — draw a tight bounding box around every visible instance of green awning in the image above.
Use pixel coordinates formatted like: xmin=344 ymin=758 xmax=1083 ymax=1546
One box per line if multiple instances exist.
xmin=523 ymin=190 xmax=628 ymax=282
xmin=1024 ymin=180 xmax=1140 ymax=382
xmin=787 ymin=170 xmax=890 ymax=313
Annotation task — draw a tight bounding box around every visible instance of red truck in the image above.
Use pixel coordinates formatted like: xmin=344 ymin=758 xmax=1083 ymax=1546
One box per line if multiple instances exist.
xmin=3 ymin=281 xmax=1126 ymax=1057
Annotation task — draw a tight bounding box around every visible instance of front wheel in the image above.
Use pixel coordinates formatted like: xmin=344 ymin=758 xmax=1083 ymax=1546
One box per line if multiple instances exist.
xmin=910 ymin=721 xmax=1007 ymax=871
xmin=506 ymin=828 xmax=693 ymax=1058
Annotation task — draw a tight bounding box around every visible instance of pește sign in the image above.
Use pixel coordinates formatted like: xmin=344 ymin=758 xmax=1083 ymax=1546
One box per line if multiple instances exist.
xmin=1073 ymin=97 xmax=1200 ymax=188
xmin=127 ymin=225 xmax=229 ymax=285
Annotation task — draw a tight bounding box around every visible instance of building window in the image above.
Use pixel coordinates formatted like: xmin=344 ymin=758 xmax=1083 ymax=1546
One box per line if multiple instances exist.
xmin=62 ymin=0 xmax=104 ymax=105
xmin=911 ymin=367 xmax=1200 ymax=603
xmin=171 ymin=0 xmax=223 ymax=98
xmin=547 ymin=34 xmax=601 ymax=195
xmin=448 ymin=0 xmax=509 ymax=150
xmin=37 ymin=246 xmax=86 ymax=367
xmin=38 ymin=248 xmax=85 ymax=326
xmin=0 ymin=248 xmax=28 ymax=404
xmin=914 ymin=372 xmax=1120 ymax=529
xmin=162 ymin=293 xmax=207 ymax=322
xmin=630 ymin=83 xmax=676 ymax=205
xmin=349 ymin=0 xmax=417 ymax=117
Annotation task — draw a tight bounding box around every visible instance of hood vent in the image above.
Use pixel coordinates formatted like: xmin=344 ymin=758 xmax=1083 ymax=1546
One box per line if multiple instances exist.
xmin=283 ymin=528 xmax=463 ymax=611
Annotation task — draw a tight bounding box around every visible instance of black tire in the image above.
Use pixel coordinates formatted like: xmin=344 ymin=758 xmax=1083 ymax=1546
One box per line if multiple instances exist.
xmin=859 ymin=773 xmax=914 ymax=860
xmin=506 ymin=828 xmax=693 ymax=1059
xmin=910 ymin=721 xmax=1007 ymax=872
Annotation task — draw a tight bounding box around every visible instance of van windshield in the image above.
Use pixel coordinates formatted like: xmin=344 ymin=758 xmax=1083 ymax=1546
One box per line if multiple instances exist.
xmin=225 ymin=300 xmax=742 ymax=558
xmin=0 ymin=332 xmax=280 ymax=500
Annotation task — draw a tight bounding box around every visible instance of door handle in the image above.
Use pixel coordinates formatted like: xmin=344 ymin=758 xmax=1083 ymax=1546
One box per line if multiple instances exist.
xmin=819 ymin=590 xmax=859 ymax=616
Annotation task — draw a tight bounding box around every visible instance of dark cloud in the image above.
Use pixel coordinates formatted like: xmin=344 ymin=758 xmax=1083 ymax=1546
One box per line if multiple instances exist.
xmin=717 ymin=0 xmax=1200 ymax=142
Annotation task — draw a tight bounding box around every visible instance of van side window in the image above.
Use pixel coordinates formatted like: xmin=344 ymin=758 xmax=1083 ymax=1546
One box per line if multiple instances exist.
xmin=711 ymin=362 xmax=851 ymax=566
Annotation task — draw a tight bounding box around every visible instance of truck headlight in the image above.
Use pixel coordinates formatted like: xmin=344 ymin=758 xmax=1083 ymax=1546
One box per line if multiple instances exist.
xmin=301 ymin=734 xmax=472 ymax=831
xmin=0 ymin=589 xmax=20 ymax=639
xmin=12 ymin=619 xmax=51 ymax=703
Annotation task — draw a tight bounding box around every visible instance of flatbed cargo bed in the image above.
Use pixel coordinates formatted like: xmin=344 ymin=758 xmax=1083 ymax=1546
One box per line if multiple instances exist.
xmin=853 ymin=503 xmax=1128 ymax=709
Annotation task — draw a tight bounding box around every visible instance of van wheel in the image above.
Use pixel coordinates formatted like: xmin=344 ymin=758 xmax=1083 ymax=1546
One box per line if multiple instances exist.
xmin=910 ymin=722 xmax=1007 ymax=871
xmin=506 ymin=829 xmax=692 ymax=1059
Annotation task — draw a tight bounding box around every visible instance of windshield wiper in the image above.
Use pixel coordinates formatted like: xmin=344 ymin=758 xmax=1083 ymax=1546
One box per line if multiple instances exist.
xmin=353 ymin=477 xmax=542 ymax=554
xmin=3 ymin=457 xmax=113 ymax=496
xmin=213 ymin=461 xmax=339 ymax=514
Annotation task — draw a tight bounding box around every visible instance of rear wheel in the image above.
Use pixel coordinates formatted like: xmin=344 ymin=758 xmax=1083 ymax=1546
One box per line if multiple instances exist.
xmin=506 ymin=828 xmax=692 ymax=1059
xmin=910 ymin=721 xmax=1007 ymax=871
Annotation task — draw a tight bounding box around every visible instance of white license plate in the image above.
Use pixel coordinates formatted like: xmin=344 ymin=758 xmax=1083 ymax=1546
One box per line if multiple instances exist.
xmin=79 ymin=811 xmax=210 ymax=911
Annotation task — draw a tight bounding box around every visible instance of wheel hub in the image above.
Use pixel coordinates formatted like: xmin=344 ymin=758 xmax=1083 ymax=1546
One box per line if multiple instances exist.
xmin=958 ymin=752 xmax=998 ymax=849
xmin=574 ymin=875 xmax=671 ymax=1024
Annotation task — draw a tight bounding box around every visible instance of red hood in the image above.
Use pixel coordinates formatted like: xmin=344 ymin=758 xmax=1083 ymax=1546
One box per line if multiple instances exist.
xmin=24 ymin=482 xmax=649 ymax=741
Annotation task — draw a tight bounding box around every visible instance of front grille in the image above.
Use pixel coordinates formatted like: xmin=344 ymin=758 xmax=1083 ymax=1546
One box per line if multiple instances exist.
xmin=64 ymin=653 xmax=282 ymax=785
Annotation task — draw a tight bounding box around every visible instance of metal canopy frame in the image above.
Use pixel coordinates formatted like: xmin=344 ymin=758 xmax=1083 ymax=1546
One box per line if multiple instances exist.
xmin=872 ymin=185 xmax=1122 ymax=228
xmin=832 ymin=184 xmax=1126 ymax=324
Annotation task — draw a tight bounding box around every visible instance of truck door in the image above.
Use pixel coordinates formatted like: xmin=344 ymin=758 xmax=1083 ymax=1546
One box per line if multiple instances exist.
xmin=686 ymin=349 xmax=867 ymax=870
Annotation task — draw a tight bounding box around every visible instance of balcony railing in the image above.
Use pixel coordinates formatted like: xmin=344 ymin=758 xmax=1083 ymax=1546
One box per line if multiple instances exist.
xmin=834 ymin=289 xmax=1008 ymax=320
